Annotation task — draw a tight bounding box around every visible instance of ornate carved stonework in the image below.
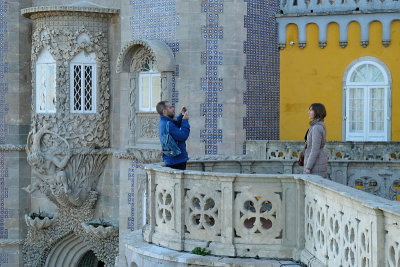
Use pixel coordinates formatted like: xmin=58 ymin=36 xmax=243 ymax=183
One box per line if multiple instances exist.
xmin=22 ymin=191 xmax=118 ymax=267
xmin=22 ymin=7 xmax=118 ymax=267
xmin=30 ymin=24 xmax=111 ymax=149
xmin=138 ymin=115 xmax=159 ymax=140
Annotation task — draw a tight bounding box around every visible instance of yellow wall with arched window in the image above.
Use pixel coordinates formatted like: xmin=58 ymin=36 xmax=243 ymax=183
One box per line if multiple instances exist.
xmin=280 ymin=20 xmax=400 ymax=141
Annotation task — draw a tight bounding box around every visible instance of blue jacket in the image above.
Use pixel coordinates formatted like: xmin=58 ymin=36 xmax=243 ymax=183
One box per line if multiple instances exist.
xmin=159 ymin=114 xmax=190 ymax=165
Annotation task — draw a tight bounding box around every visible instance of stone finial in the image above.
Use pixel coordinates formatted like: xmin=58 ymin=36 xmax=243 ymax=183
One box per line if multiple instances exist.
xmin=339 ymin=41 xmax=348 ymax=48
xmin=361 ymin=40 xmax=369 ymax=48
xmin=298 ymin=42 xmax=306 ymax=49
xmin=382 ymin=39 xmax=391 ymax=47
xmin=278 ymin=43 xmax=286 ymax=50
xmin=318 ymin=41 xmax=327 ymax=48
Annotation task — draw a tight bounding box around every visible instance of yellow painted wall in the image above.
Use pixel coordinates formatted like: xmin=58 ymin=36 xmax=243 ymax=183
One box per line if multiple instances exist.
xmin=280 ymin=21 xmax=400 ymax=141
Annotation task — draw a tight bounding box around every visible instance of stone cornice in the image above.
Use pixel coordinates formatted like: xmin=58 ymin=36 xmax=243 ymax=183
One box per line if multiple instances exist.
xmin=0 ymin=239 xmax=24 ymax=246
xmin=0 ymin=144 xmax=26 ymax=152
xmin=21 ymin=6 xmax=119 ymax=19
xmin=113 ymin=148 xmax=162 ymax=163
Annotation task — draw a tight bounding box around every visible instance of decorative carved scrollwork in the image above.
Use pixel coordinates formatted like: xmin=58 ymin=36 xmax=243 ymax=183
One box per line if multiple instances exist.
xmin=140 ymin=118 xmax=159 ymax=139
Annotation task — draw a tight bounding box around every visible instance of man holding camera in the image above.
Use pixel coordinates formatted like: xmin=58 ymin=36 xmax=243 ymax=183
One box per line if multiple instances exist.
xmin=156 ymin=101 xmax=190 ymax=170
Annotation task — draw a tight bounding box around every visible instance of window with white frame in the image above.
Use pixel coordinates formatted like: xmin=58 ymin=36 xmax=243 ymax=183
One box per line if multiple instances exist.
xmin=139 ymin=60 xmax=161 ymax=112
xmin=36 ymin=49 xmax=56 ymax=113
xmin=345 ymin=60 xmax=390 ymax=141
xmin=70 ymin=51 xmax=96 ymax=113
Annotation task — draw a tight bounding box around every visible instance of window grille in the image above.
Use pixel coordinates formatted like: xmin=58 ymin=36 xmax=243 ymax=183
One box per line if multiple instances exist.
xmin=71 ymin=63 xmax=96 ymax=113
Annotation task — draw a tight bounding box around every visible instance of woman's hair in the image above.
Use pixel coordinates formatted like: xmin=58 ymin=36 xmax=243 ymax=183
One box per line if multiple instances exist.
xmin=310 ymin=103 xmax=327 ymax=120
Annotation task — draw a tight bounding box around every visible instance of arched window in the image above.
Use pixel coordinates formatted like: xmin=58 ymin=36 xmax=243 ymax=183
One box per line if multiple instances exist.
xmin=36 ymin=49 xmax=56 ymax=113
xmin=344 ymin=59 xmax=391 ymax=141
xmin=139 ymin=59 xmax=161 ymax=112
xmin=70 ymin=51 xmax=97 ymax=113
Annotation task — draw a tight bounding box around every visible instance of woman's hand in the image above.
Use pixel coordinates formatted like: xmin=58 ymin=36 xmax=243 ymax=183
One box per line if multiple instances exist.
xmin=305 ymin=169 xmax=311 ymax=174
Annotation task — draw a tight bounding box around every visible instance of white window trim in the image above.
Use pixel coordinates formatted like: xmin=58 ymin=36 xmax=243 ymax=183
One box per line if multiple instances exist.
xmin=36 ymin=63 xmax=57 ymax=114
xmin=36 ymin=49 xmax=56 ymax=114
xmin=345 ymin=85 xmax=389 ymax=141
xmin=343 ymin=58 xmax=391 ymax=141
xmin=138 ymin=72 xmax=160 ymax=112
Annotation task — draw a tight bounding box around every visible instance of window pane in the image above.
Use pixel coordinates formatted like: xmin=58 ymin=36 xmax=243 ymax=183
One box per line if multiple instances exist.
xmin=377 ymin=122 xmax=384 ymax=131
xmin=47 ymin=64 xmax=56 ymax=111
xmin=141 ymin=76 xmax=150 ymax=109
xmin=73 ymin=65 xmax=82 ymax=111
xmin=348 ymin=87 xmax=364 ymax=133
xmin=369 ymin=87 xmax=384 ymax=133
xmin=350 ymin=64 xmax=384 ymax=83
xmin=37 ymin=65 xmax=47 ymax=111
xmin=151 ymin=75 xmax=161 ymax=110
xmin=84 ymin=65 xmax=93 ymax=111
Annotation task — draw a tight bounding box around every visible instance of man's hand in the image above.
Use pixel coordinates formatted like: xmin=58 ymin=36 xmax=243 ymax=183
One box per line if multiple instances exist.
xmin=181 ymin=106 xmax=187 ymax=115
xmin=305 ymin=169 xmax=311 ymax=174
xmin=183 ymin=111 xmax=189 ymax=120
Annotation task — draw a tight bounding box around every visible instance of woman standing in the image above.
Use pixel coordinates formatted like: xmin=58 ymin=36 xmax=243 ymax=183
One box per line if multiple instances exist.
xmin=304 ymin=103 xmax=328 ymax=178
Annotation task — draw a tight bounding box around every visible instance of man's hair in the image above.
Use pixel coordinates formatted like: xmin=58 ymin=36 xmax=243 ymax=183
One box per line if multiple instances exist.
xmin=310 ymin=103 xmax=327 ymax=120
xmin=156 ymin=101 xmax=169 ymax=115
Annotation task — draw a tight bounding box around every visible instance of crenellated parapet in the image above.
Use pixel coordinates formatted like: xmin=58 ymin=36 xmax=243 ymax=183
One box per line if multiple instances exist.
xmin=280 ymin=0 xmax=400 ymax=15
xmin=277 ymin=0 xmax=400 ymax=49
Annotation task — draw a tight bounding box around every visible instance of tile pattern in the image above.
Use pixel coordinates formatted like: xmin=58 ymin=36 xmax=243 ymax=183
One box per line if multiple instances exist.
xmin=128 ymin=0 xmax=179 ymax=230
xmin=243 ymin=0 xmax=280 ymax=141
xmin=0 ymin=0 xmax=8 ymax=245
xmin=0 ymin=254 xmax=7 ymax=265
xmin=200 ymin=0 xmax=224 ymax=155
xmin=128 ymin=160 xmax=143 ymax=231
xmin=130 ymin=0 xmax=180 ymax=104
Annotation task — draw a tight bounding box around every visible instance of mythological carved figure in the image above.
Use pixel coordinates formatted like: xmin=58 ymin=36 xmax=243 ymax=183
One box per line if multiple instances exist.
xmin=25 ymin=124 xmax=72 ymax=194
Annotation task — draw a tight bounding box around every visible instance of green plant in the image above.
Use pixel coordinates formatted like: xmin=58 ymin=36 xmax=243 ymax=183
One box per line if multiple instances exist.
xmin=87 ymin=213 xmax=113 ymax=228
xmin=191 ymin=247 xmax=211 ymax=256
xmin=29 ymin=207 xmax=53 ymax=220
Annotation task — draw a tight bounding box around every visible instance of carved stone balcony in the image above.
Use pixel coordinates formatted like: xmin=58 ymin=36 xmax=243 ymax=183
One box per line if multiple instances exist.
xmin=137 ymin=163 xmax=400 ymax=266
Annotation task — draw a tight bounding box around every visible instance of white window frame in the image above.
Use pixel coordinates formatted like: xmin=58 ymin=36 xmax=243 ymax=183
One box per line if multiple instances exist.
xmin=36 ymin=49 xmax=56 ymax=114
xmin=138 ymin=71 xmax=161 ymax=112
xmin=344 ymin=60 xmax=391 ymax=141
xmin=70 ymin=51 xmax=97 ymax=114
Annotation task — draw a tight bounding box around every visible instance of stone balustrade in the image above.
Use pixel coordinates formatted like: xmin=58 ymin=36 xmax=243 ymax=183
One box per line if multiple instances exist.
xmin=246 ymin=140 xmax=400 ymax=162
xmin=280 ymin=0 xmax=400 ymax=15
xmin=142 ymin=163 xmax=400 ymax=266
xmin=245 ymin=140 xmax=400 ymax=200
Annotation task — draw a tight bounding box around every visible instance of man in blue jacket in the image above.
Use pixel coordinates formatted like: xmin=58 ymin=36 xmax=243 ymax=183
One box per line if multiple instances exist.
xmin=156 ymin=101 xmax=190 ymax=170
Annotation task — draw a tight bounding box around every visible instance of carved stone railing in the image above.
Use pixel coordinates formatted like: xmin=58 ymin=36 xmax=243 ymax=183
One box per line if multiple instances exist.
xmin=245 ymin=141 xmax=400 ymax=200
xmin=143 ymin=163 xmax=400 ymax=266
xmin=280 ymin=0 xmax=400 ymax=15
xmin=246 ymin=140 xmax=400 ymax=162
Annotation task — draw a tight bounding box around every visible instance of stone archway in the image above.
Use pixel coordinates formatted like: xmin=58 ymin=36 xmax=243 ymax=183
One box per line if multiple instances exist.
xmin=45 ymin=233 xmax=91 ymax=267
